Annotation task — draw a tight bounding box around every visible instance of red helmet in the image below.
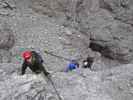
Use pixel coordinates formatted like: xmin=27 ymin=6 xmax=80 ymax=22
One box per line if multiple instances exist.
xmin=22 ymin=51 xmax=32 ymax=60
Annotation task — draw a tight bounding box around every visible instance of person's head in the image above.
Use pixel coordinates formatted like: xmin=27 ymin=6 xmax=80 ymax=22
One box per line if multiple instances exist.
xmin=22 ymin=51 xmax=32 ymax=61
xmin=83 ymin=60 xmax=88 ymax=66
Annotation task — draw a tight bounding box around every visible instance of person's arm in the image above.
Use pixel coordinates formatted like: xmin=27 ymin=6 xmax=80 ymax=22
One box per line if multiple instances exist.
xmin=21 ymin=61 xmax=27 ymax=75
xmin=76 ymin=62 xmax=79 ymax=68
xmin=39 ymin=64 xmax=49 ymax=76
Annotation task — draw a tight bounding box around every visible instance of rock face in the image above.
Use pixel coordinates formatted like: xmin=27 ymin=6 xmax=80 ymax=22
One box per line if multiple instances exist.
xmin=0 ymin=23 xmax=15 ymax=50
xmin=1 ymin=0 xmax=133 ymax=66
xmin=30 ymin=0 xmax=100 ymax=28
xmin=0 ymin=23 xmax=15 ymax=63
xmin=0 ymin=0 xmax=133 ymax=100
xmin=88 ymin=12 xmax=133 ymax=63
xmin=0 ymin=0 xmax=16 ymax=17
xmin=30 ymin=0 xmax=133 ymax=65
xmin=100 ymin=0 xmax=133 ymax=25
xmin=0 ymin=0 xmax=16 ymax=63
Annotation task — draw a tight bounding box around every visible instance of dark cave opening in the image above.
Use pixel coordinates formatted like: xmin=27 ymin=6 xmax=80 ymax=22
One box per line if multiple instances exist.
xmin=89 ymin=42 xmax=104 ymax=53
xmin=89 ymin=41 xmax=114 ymax=60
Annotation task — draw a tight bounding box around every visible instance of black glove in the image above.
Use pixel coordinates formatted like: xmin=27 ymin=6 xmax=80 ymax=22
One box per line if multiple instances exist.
xmin=45 ymin=72 xmax=50 ymax=76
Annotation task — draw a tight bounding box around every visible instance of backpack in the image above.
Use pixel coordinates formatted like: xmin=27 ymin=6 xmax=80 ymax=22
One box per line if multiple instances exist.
xmin=31 ymin=51 xmax=44 ymax=63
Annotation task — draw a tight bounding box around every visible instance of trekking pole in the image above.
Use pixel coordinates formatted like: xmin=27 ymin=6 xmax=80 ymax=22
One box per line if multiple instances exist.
xmin=45 ymin=75 xmax=62 ymax=100
xmin=44 ymin=50 xmax=81 ymax=61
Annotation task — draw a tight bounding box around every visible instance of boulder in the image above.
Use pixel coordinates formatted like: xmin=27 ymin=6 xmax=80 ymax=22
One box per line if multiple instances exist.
xmin=0 ymin=23 xmax=15 ymax=63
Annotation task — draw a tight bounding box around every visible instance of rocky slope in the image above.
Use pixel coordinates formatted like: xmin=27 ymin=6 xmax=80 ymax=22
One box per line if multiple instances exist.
xmin=0 ymin=0 xmax=133 ymax=100
xmin=1 ymin=63 xmax=133 ymax=100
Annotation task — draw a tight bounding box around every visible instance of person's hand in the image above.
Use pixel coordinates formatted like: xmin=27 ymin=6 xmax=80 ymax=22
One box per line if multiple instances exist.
xmin=45 ymin=72 xmax=50 ymax=77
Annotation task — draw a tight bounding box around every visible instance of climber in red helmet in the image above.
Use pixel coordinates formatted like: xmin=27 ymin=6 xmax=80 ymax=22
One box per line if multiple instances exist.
xmin=21 ymin=50 xmax=49 ymax=76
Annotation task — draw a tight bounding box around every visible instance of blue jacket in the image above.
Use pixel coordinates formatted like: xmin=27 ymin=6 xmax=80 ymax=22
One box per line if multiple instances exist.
xmin=65 ymin=62 xmax=79 ymax=72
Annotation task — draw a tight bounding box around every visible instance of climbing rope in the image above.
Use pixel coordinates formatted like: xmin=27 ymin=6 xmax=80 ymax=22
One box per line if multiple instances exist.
xmin=44 ymin=50 xmax=81 ymax=61
xmin=46 ymin=75 xmax=62 ymax=100
xmin=43 ymin=49 xmax=84 ymax=100
xmin=44 ymin=50 xmax=71 ymax=61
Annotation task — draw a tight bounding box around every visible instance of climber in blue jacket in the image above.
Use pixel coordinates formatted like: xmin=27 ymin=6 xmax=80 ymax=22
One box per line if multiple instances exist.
xmin=65 ymin=60 xmax=79 ymax=72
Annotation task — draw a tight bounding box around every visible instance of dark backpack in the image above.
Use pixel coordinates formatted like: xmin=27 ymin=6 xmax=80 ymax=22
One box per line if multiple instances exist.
xmin=31 ymin=51 xmax=44 ymax=63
